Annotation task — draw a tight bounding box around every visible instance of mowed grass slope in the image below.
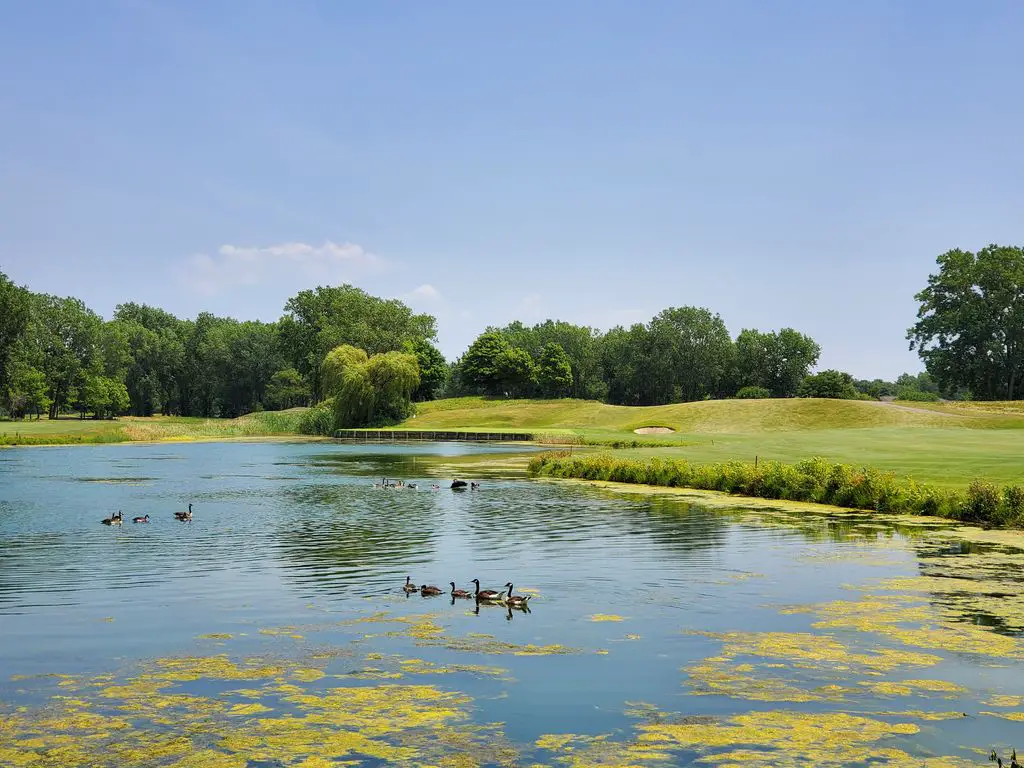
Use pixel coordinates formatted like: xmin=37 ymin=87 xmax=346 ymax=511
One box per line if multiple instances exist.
xmin=403 ymin=397 xmax=1024 ymax=488
xmin=0 ymin=410 xmax=310 ymax=445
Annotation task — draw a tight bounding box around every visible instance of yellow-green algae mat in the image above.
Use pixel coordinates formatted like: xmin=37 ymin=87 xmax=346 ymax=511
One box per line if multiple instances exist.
xmin=6 ymin=523 xmax=1024 ymax=767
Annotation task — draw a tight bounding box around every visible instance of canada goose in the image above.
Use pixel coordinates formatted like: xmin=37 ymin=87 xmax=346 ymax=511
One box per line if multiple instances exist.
xmin=471 ymin=482 xmax=480 ymax=490
xmin=402 ymin=576 xmax=418 ymax=593
xmin=470 ymin=579 xmax=505 ymax=601
xmin=101 ymin=511 xmax=123 ymax=526
xmin=504 ymin=583 xmax=532 ymax=608
xmin=431 ymin=484 xmax=440 ymax=491
xmin=450 ymin=582 xmax=473 ymax=599
xmin=420 ymin=584 xmax=443 ymax=596
xmin=174 ymin=504 xmax=193 ymax=521
xmin=132 ymin=514 xmax=150 ymax=524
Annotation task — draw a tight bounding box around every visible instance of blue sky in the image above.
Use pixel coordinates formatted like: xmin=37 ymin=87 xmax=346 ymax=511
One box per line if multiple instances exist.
xmin=1 ymin=1 xmax=1022 ymax=379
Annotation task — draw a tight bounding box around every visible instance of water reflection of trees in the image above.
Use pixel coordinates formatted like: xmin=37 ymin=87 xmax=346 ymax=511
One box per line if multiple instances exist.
xmin=910 ymin=539 xmax=1024 ymax=636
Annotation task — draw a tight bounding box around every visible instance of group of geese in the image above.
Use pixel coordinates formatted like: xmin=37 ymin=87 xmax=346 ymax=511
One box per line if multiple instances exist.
xmin=403 ymin=576 xmax=532 ymax=609
xmin=374 ymin=478 xmax=481 ymax=491
xmin=101 ymin=504 xmax=193 ymax=526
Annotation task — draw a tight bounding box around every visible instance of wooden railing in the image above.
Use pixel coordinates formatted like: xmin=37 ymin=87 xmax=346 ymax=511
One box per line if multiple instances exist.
xmin=333 ymin=429 xmax=534 ymax=442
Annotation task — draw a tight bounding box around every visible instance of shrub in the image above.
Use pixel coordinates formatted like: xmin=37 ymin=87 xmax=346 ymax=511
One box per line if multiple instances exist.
xmin=962 ymin=481 xmax=1001 ymax=524
xmin=526 ymin=452 xmax=1018 ymax=528
xmin=299 ymin=398 xmax=336 ymax=436
xmin=736 ymin=386 xmax=772 ymax=399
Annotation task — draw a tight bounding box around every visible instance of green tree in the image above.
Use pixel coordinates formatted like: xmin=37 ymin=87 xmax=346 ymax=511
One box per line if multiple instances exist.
xmin=280 ymin=285 xmax=436 ymax=400
xmin=332 ymin=348 xmax=420 ymax=428
xmin=908 ymin=245 xmax=1024 ymax=399
xmin=494 ymin=346 xmax=536 ymax=397
xmin=0 ymin=271 xmax=31 ymax=406
xmin=6 ymin=363 xmax=50 ymax=418
xmin=266 ymin=368 xmax=311 ymax=409
xmin=405 ymin=339 xmax=448 ymax=401
xmin=321 ymin=345 xmax=370 ymax=399
xmin=79 ymin=375 xmax=130 ymax=419
xmin=735 ymin=328 xmax=820 ymax=398
xmin=600 ymin=324 xmax=648 ymax=405
xmin=459 ymin=332 xmax=510 ymax=395
xmin=797 ymin=369 xmax=858 ymax=399
xmin=647 ymin=306 xmax=734 ymax=403
xmin=28 ymin=294 xmax=104 ymax=418
xmin=113 ymin=303 xmax=186 ymax=415
xmin=537 ymin=342 xmax=573 ymax=398
xmin=491 ymin=320 xmax=605 ymax=399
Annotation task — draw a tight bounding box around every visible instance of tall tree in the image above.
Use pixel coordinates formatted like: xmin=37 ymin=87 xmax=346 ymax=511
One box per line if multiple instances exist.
xmin=459 ymin=332 xmax=511 ymax=395
xmin=735 ymin=328 xmax=820 ymax=397
xmin=537 ymin=342 xmax=574 ymax=398
xmin=0 ymin=271 xmax=31 ymax=406
xmin=494 ymin=346 xmax=536 ymax=397
xmin=28 ymin=294 xmax=104 ymax=418
xmin=492 ymin=320 xmax=606 ymax=399
xmin=265 ymin=368 xmax=311 ymax=410
xmin=404 ymin=339 xmax=448 ymax=401
xmin=648 ymin=306 xmax=734 ymax=403
xmin=280 ymin=285 xmax=436 ymax=400
xmin=909 ymin=245 xmax=1024 ymax=399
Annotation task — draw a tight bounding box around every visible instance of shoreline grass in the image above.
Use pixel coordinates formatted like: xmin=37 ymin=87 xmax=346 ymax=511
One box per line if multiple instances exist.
xmin=528 ymin=451 xmax=1024 ymax=528
xmin=0 ymin=410 xmax=312 ymax=447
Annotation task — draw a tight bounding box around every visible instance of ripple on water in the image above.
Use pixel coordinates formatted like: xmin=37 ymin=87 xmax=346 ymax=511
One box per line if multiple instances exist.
xmin=2 ymin=441 xmax=1024 ymax=765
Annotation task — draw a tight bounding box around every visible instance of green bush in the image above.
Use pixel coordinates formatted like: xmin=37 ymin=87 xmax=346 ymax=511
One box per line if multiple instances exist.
xmin=527 ymin=452 xmax=1021 ymax=528
xmin=736 ymin=386 xmax=772 ymax=399
xmin=298 ymin=398 xmax=336 ymax=436
xmin=895 ymin=387 xmax=941 ymax=402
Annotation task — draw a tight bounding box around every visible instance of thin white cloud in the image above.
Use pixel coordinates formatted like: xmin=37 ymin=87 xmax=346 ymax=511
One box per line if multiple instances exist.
xmin=409 ymin=283 xmax=441 ymax=301
xmin=177 ymin=241 xmax=383 ymax=296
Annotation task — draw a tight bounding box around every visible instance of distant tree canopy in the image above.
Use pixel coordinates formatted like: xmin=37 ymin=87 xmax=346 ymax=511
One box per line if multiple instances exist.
xmin=10 ymin=266 xmax=958 ymax=422
xmin=453 ymin=309 xmax=824 ymax=406
xmin=797 ymin=370 xmax=859 ymax=400
xmin=0 ymin=279 xmax=441 ymax=421
xmin=279 ymin=285 xmax=436 ymax=401
xmin=735 ymin=328 xmax=820 ymax=398
xmin=909 ymin=245 xmax=1024 ymax=400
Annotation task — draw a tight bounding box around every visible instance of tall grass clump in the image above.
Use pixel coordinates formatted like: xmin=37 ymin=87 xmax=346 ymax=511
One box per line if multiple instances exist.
xmin=527 ymin=452 xmax=1019 ymax=528
xmin=299 ymin=399 xmax=336 ymax=436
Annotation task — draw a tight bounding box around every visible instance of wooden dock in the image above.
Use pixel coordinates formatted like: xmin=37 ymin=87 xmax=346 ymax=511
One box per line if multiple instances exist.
xmin=333 ymin=429 xmax=534 ymax=442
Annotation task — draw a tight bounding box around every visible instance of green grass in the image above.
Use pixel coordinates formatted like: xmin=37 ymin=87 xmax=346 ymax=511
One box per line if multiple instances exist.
xmin=400 ymin=397 xmax=1024 ymax=488
xmin=0 ymin=409 xmax=311 ymax=446
xmin=529 ymin=452 xmax=1023 ymax=527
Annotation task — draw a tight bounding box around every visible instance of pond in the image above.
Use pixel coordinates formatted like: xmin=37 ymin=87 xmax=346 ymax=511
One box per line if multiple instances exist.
xmin=1 ymin=440 xmax=1023 ymax=766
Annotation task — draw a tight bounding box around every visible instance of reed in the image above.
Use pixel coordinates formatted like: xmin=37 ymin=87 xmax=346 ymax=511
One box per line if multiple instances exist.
xmin=528 ymin=452 xmax=1024 ymax=527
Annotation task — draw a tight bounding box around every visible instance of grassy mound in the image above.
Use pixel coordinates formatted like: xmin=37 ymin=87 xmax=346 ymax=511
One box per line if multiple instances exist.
xmin=405 ymin=396 xmax=992 ymax=434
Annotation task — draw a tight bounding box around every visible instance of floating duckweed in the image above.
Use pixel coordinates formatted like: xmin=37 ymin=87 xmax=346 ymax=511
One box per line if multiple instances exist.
xmin=863 ymin=679 xmax=967 ymax=697
xmin=0 ymin=652 xmax=512 ymax=767
xmin=197 ymin=633 xmax=234 ymax=640
xmin=636 ymin=711 xmax=927 ymax=767
xmin=985 ymin=694 xmax=1024 ymax=707
xmin=625 ymin=634 xmax=641 ymax=641
xmin=684 ymin=631 xmax=946 ymax=704
xmin=290 ymin=668 xmax=325 ymax=683
xmin=785 ymin=594 xmax=1024 ymax=658
xmin=589 ymin=614 xmax=625 ymax=622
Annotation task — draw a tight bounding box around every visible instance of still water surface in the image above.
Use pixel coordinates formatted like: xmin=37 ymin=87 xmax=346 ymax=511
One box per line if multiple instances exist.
xmin=1 ymin=441 xmax=1023 ymax=766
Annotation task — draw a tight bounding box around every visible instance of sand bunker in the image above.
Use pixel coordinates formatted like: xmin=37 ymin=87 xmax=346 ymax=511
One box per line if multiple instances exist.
xmin=634 ymin=426 xmax=675 ymax=434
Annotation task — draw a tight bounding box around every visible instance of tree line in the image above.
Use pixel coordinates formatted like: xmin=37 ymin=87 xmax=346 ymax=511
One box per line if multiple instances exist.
xmin=0 ymin=275 xmax=443 ymax=421
xmin=3 ymin=244 xmax=1014 ymax=426
xmin=450 ymin=311 xmax=824 ymax=404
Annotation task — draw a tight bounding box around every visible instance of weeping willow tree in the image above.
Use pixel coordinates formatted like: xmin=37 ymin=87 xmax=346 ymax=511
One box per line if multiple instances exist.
xmin=321 ymin=344 xmax=420 ymax=428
